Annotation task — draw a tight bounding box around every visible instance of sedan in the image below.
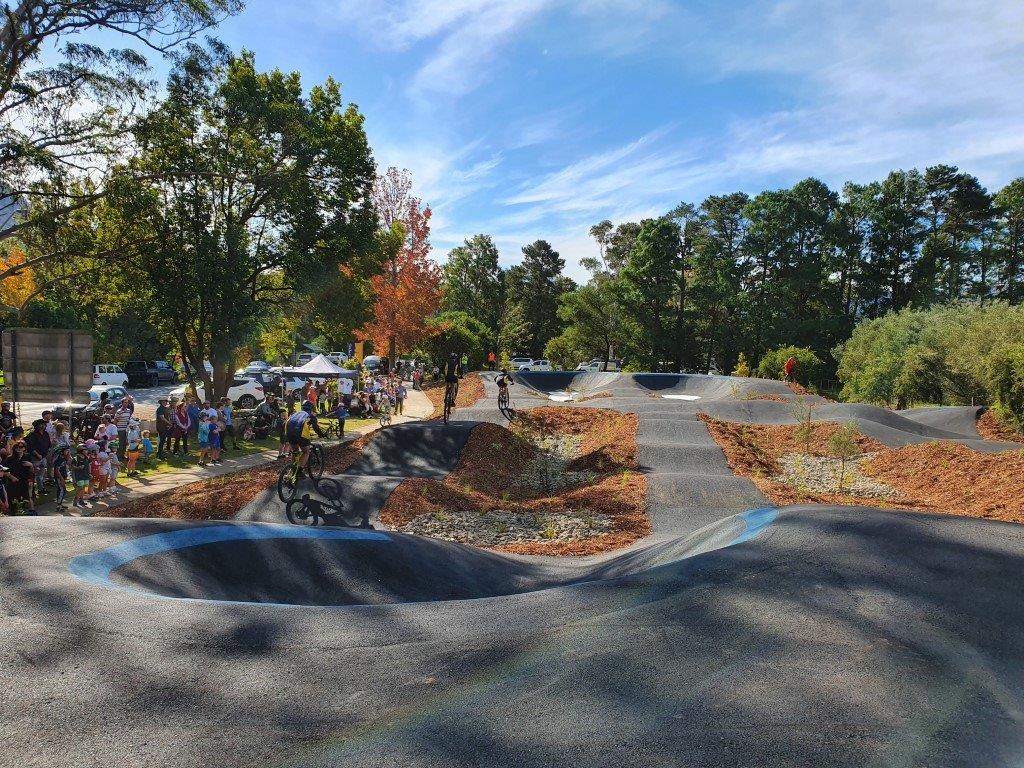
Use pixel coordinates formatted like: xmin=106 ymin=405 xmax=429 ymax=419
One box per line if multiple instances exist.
xmin=170 ymin=377 xmax=265 ymax=409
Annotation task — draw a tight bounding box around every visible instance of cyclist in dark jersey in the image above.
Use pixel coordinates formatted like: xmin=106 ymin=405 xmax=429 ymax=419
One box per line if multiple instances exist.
xmin=442 ymin=352 xmax=462 ymax=383
xmin=285 ymin=401 xmax=324 ymax=471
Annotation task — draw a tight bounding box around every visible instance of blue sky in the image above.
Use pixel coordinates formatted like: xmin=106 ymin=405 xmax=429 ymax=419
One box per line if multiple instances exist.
xmin=83 ymin=1 xmax=1024 ymax=281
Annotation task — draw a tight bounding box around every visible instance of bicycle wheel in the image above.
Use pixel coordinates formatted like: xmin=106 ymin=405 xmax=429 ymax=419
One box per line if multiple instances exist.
xmin=285 ymin=497 xmax=318 ymax=526
xmin=277 ymin=463 xmax=299 ymax=502
xmin=307 ymin=444 xmax=325 ymax=481
xmin=498 ymin=391 xmax=509 ymax=409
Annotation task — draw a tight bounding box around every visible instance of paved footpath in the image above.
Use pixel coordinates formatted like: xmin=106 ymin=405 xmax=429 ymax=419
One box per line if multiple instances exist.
xmin=34 ymin=388 xmax=434 ymax=517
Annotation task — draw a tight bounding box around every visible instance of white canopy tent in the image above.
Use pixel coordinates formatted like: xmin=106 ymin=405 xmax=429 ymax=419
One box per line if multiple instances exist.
xmin=283 ymin=354 xmax=354 ymax=378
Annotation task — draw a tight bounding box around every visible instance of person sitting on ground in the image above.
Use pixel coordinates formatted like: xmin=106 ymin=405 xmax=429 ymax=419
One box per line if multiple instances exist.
xmin=285 ymin=401 xmax=324 ymax=474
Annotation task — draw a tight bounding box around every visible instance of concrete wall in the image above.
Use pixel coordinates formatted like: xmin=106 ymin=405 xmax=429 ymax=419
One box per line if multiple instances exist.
xmin=2 ymin=328 xmax=93 ymax=402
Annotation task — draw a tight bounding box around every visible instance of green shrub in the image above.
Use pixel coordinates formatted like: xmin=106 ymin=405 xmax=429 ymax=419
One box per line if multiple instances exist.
xmin=732 ymin=352 xmax=751 ymax=377
xmin=988 ymin=344 xmax=1024 ymax=430
xmin=756 ymin=346 xmax=822 ymax=385
xmin=834 ymin=303 xmax=1024 ymax=408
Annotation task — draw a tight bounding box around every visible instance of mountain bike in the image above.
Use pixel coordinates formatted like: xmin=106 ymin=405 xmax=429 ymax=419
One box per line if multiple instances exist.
xmin=320 ymin=418 xmax=342 ymax=440
xmin=497 ymin=388 xmax=509 ymax=410
xmin=277 ymin=442 xmax=325 ymax=502
xmin=378 ymin=400 xmax=392 ymax=428
xmin=443 ymin=379 xmax=458 ymax=424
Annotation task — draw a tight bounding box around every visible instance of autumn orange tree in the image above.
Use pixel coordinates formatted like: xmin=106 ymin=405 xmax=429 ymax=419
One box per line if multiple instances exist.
xmin=0 ymin=245 xmax=36 ymax=310
xmin=357 ymin=167 xmax=441 ymax=365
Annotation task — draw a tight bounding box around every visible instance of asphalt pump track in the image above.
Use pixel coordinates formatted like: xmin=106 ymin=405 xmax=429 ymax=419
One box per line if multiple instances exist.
xmin=2 ymin=373 xmax=1023 ymax=767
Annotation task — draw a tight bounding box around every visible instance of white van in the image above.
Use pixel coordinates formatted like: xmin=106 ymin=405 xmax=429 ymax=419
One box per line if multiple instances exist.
xmin=93 ymin=364 xmax=128 ymax=387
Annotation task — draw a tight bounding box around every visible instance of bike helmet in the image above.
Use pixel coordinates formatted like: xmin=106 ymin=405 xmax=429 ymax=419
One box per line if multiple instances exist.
xmin=301 ymin=400 xmax=314 ymax=412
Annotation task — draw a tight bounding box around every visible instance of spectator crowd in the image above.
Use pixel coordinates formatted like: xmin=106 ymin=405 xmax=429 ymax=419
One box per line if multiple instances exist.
xmin=0 ymin=366 xmax=411 ymax=516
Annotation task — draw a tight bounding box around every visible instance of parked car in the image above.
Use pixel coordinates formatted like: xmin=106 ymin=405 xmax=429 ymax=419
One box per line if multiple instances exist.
xmin=576 ymin=359 xmax=622 ymax=372
xmin=53 ymin=385 xmax=131 ymax=438
xmin=362 ymin=355 xmax=383 ymax=372
xmin=169 ymin=377 xmax=265 ymax=408
xmin=295 ymin=352 xmax=317 ymax=366
xmin=509 ymin=357 xmax=533 ymax=370
xmin=240 ymin=370 xmax=285 ymax=397
xmin=93 ymin=364 xmax=128 ymax=387
xmin=182 ymin=360 xmax=214 ymax=378
xmin=151 ymin=360 xmax=177 ymax=383
xmin=522 ymin=359 xmax=552 ymax=372
xmin=326 ymin=351 xmax=349 ymax=365
xmin=122 ymin=360 xmax=162 ymax=387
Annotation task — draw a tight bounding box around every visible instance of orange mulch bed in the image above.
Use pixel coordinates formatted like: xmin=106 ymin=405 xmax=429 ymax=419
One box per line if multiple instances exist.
xmin=421 ymin=373 xmax=485 ymax=417
xmin=976 ymin=409 xmax=1024 ymax=443
xmin=96 ymin=435 xmax=372 ymax=521
xmin=787 ymin=381 xmax=833 ymax=400
xmin=380 ymin=407 xmax=649 ymax=556
xmin=744 ymin=393 xmax=790 ymax=403
xmin=700 ymin=414 xmax=1024 ymax=524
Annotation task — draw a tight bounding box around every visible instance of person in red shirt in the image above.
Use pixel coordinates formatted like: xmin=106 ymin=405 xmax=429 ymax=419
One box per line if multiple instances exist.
xmin=783 ymin=356 xmax=796 ymax=382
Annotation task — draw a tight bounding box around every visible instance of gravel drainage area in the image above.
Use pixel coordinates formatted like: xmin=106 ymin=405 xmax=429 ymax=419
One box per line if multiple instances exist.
xmin=399 ymin=509 xmax=615 ymax=546
xmin=775 ymin=453 xmax=897 ymax=499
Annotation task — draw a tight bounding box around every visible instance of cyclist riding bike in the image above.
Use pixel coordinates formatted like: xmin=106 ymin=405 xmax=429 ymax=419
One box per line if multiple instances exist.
xmin=495 ymin=368 xmax=514 ymax=408
xmin=443 ymin=351 xmax=462 ymax=384
xmin=285 ymin=401 xmax=325 ymax=473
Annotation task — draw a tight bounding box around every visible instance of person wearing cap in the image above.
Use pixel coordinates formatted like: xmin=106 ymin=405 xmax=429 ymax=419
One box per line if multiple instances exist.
xmin=155 ymin=397 xmax=173 ymax=459
xmin=114 ymin=401 xmax=132 ymax=461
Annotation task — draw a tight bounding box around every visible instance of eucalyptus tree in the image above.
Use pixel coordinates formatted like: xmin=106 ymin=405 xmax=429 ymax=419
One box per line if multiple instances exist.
xmin=108 ymin=45 xmax=378 ymax=397
xmin=0 ymin=0 xmax=240 ymax=281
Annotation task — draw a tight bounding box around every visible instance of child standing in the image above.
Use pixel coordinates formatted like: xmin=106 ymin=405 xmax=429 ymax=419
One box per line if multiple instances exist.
xmin=88 ymin=446 xmax=105 ymax=499
xmin=141 ymin=430 xmax=155 ymax=462
xmin=106 ymin=441 xmax=122 ymax=493
xmin=197 ymin=413 xmax=211 ymax=466
xmin=52 ymin=444 xmax=70 ymax=510
xmin=333 ymin=400 xmax=348 ymax=440
xmin=125 ymin=421 xmax=142 ymax=476
xmin=71 ymin=445 xmax=91 ymax=509
xmin=209 ymin=418 xmax=222 ymax=464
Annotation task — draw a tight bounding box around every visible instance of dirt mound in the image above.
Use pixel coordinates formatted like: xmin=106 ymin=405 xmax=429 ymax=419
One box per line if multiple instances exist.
xmin=977 ymin=409 xmax=1024 ymax=443
xmin=380 ymin=407 xmax=648 ymax=556
xmin=701 ymin=414 xmax=1024 ymax=525
xmin=422 ymin=373 xmax=485 ymax=415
